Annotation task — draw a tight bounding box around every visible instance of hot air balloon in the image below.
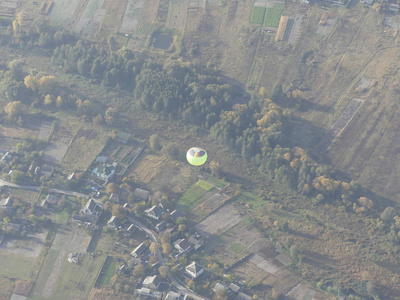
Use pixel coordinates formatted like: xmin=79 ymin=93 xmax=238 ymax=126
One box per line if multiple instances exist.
xmin=186 ymin=147 xmax=207 ymax=166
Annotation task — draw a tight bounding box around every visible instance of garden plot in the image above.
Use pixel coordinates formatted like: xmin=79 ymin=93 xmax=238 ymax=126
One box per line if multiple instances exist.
xmin=74 ymin=0 xmax=106 ymax=35
xmin=0 ymin=0 xmax=17 ymax=9
xmin=120 ymin=0 xmax=143 ymax=33
xmin=50 ymin=0 xmax=81 ymax=26
xmin=250 ymin=254 xmax=284 ymax=274
xmin=38 ymin=120 xmax=53 ymax=141
xmin=51 ymin=225 xmax=91 ymax=252
xmin=195 ymin=203 xmax=245 ymax=237
xmin=317 ymin=98 xmax=364 ymax=151
xmin=286 ymin=283 xmax=317 ymax=299
xmin=167 ymin=0 xmax=188 ymax=30
xmin=316 ymin=18 xmax=335 ymax=35
xmin=287 ymin=13 xmax=302 ymax=44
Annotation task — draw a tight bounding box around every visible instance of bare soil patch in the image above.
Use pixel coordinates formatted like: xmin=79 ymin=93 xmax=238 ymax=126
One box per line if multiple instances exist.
xmin=0 ymin=230 xmax=47 ymax=258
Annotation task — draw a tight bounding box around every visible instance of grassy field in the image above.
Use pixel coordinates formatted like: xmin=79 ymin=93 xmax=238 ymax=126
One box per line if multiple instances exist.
xmin=233 ymin=191 xmax=265 ymax=211
xmin=250 ymin=7 xmax=266 ymax=24
xmin=62 ymin=124 xmax=109 ymax=172
xmin=31 ymin=249 xmax=59 ymax=297
xmin=227 ymin=241 xmax=247 ymax=254
xmin=50 ymin=0 xmax=81 ymax=26
xmin=264 ymin=4 xmax=283 ymax=28
xmin=53 ymin=196 xmax=79 ymax=225
xmin=51 ymin=253 xmax=107 ymax=300
xmin=0 ymin=253 xmax=35 ymax=279
xmin=178 ymin=180 xmax=214 ymax=207
xmin=101 ymin=260 xmax=117 ymax=286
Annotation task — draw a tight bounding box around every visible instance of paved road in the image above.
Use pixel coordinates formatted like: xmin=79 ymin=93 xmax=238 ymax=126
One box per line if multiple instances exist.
xmin=127 ymin=216 xmax=208 ymax=300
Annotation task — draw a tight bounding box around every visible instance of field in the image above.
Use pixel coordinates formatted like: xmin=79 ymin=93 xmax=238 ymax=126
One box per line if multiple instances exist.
xmin=264 ymin=4 xmax=283 ymax=28
xmin=100 ymin=258 xmax=117 ymax=286
xmin=62 ymin=124 xmax=109 ymax=172
xmin=0 ymin=253 xmax=35 ymax=279
xmin=233 ymin=191 xmax=265 ymax=212
xmin=250 ymin=7 xmax=266 ymax=24
xmin=49 ymin=0 xmax=81 ymax=26
xmin=178 ymin=179 xmax=214 ymax=207
xmin=53 ymin=196 xmax=79 ymax=225
xmin=0 ymin=277 xmax=14 ymax=300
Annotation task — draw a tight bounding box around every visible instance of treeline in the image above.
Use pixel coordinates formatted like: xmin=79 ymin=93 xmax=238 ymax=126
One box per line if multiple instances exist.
xmin=0 ymin=14 xmax=371 ymax=212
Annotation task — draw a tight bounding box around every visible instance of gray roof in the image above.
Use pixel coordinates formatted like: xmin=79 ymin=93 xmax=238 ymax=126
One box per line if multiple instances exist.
xmin=135 ymin=188 xmax=150 ymax=200
xmin=145 ymin=205 xmax=163 ymax=219
xmin=131 ymin=242 xmax=147 ymax=257
xmin=0 ymin=197 xmax=13 ymax=207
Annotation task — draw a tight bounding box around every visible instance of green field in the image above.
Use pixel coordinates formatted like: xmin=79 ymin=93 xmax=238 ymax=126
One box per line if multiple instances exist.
xmin=233 ymin=192 xmax=265 ymax=211
xmin=0 ymin=253 xmax=35 ymax=279
xmin=178 ymin=180 xmax=214 ymax=207
xmin=50 ymin=0 xmax=81 ymax=26
xmin=101 ymin=260 xmax=117 ymax=286
xmin=53 ymin=196 xmax=79 ymax=225
xmin=264 ymin=4 xmax=283 ymax=27
xmin=228 ymin=241 xmax=247 ymax=254
xmin=250 ymin=7 xmax=266 ymax=24
xmin=52 ymin=253 xmax=107 ymax=300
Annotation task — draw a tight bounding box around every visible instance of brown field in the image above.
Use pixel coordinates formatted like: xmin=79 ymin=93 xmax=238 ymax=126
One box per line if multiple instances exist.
xmin=62 ymin=124 xmax=108 ymax=172
xmin=166 ymin=0 xmax=188 ymax=30
xmin=0 ymin=117 xmax=42 ymax=152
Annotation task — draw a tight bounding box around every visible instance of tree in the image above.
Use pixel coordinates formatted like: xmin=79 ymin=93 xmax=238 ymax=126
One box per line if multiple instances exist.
xmin=149 ymin=242 xmax=158 ymax=256
xmin=4 ymin=101 xmax=24 ymax=120
xmin=133 ymin=264 xmax=145 ymax=277
xmin=149 ymin=134 xmax=161 ymax=151
xmin=158 ymin=265 xmax=169 ymax=278
xmin=290 ymin=244 xmax=300 ymax=262
xmin=28 ymin=214 xmax=38 ymax=224
xmin=24 ymin=75 xmax=38 ymax=91
xmin=209 ymin=161 xmax=222 ymax=177
xmin=161 ymin=232 xmax=171 ymax=244
xmin=56 ymin=96 xmax=63 ymax=107
xmin=105 ymin=107 xmax=118 ymax=126
xmin=162 ymin=242 xmax=172 ymax=255
xmin=44 ymin=94 xmax=53 ymax=106
xmin=11 ymin=170 xmax=28 ymax=184
xmin=107 ymin=35 xmax=117 ymax=51
xmin=178 ymin=224 xmax=186 ymax=232
xmin=38 ymin=76 xmax=57 ymax=95
xmin=106 ymin=182 xmax=117 ymax=195
xmin=381 ymin=207 xmax=396 ymax=223
xmin=112 ymin=204 xmax=126 ymax=218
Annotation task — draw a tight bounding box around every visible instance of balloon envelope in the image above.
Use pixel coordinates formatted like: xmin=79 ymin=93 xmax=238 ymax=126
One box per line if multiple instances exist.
xmin=186 ymin=147 xmax=207 ymax=166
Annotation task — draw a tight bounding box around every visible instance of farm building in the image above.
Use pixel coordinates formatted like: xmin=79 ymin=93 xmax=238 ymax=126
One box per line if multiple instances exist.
xmin=165 ymin=291 xmax=181 ymax=300
xmin=107 ymin=216 xmax=122 ymax=228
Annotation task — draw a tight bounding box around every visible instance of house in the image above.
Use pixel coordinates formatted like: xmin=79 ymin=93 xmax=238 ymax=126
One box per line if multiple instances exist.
xmin=41 ymin=193 xmax=61 ymax=207
xmin=169 ymin=210 xmax=180 ymax=222
xmin=155 ymin=221 xmax=166 ymax=232
xmin=116 ymin=131 xmax=131 ymax=144
xmin=92 ymin=164 xmax=115 ymax=181
xmin=41 ymin=165 xmax=54 ymax=177
xmin=360 ymin=0 xmax=374 ymax=4
xmin=229 ymin=283 xmax=241 ymax=294
xmin=173 ymin=238 xmax=192 ymax=253
xmin=239 ymin=292 xmax=253 ymax=300
xmin=185 ymin=261 xmax=204 ymax=279
xmin=390 ymin=3 xmax=399 ymax=12
xmin=126 ymin=223 xmax=137 ymax=235
xmin=131 ymin=242 xmax=147 ymax=257
xmin=95 ymin=156 xmax=108 ymax=164
xmin=213 ymin=282 xmax=227 ymax=293
xmin=135 ymin=287 xmax=162 ymax=298
xmin=128 ymin=257 xmax=144 ymax=268
xmin=109 ymin=193 xmax=120 ymax=204
xmin=67 ymin=252 xmax=80 ymax=264
xmin=1 ymin=152 xmax=12 ymax=163
xmin=135 ymin=188 xmax=150 ymax=201
xmin=81 ymin=199 xmax=103 ymax=216
xmin=188 ymin=235 xmax=204 ymax=251
xmin=145 ymin=205 xmax=163 ymax=220
xmin=107 ymin=216 xmax=122 ymax=228
xmin=165 ymin=291 xmax=181 ymax=300
xmin=142 ymin=275 xmax=161 ymax=290
xmin=0 ymin=197 xmax=13 ymax=211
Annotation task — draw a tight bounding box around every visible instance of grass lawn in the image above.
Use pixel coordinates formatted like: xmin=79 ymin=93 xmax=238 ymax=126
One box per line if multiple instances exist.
xmin=178 ymin=180 xmax=214 ymax=207
xmin=233 ymin=191 xmax=265 ymax=211
xmin=52 ymin=253 xmax=107 ymax=300
xmin=53 ymin=196 xmax=79 ymax=225
xmin=101 ymin=260 xmax=117 ymax=286
xmin=264 ymin=4 xmax=283 ymax=28
xmin=228 ymin=241 xmax=247 ymax=254
xmin=0 ymin=253 xmax=35 ymax=279
xmin=250 ymin=7 xmax=266 ymax=24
